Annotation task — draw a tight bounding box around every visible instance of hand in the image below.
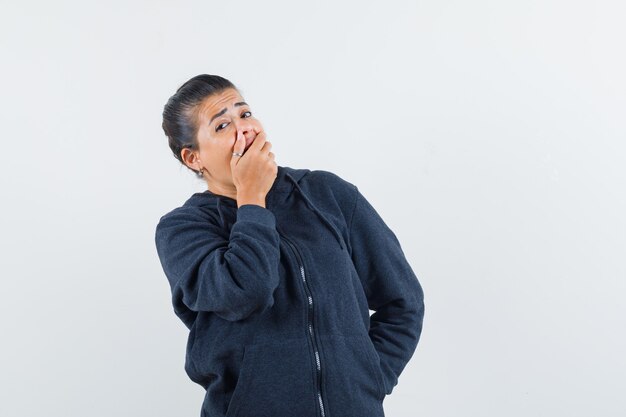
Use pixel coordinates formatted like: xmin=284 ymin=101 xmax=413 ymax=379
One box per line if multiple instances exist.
xmin=230 ymin=129 xmax=277 ymax=207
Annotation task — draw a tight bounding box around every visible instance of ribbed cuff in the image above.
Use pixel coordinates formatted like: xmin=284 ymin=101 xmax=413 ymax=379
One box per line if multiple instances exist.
xmin=236 ymin=204 xmax=276 ymax=227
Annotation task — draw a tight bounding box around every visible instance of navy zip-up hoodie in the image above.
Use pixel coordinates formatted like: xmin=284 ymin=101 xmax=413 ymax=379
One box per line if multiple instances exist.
xmin=154 ymin=165 xmax=425 ymax=417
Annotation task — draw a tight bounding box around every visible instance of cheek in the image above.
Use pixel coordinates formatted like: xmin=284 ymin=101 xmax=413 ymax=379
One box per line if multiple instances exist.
xmin=200 ymin=140 xmax=229 ymax=162
xmin=209 ymin=135 xmax=235 ymax=151
xmin=221 ymin=139 xmax=237 ymax=159
xmin=227 ymin=136 xmax=238 ymax=151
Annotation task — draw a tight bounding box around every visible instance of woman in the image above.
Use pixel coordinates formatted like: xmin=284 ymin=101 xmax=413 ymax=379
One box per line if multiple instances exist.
xmin=155 ymin=74 xmax=425 ymax=417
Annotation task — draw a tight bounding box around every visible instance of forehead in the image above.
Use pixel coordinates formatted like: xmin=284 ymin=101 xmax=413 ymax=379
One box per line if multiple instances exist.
xmin=197 ymin=88 xmax=244 ymax=120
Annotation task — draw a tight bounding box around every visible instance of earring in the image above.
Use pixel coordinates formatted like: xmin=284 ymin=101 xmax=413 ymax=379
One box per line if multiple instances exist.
xmin=196 ymin=167 xmax=204 ymax=178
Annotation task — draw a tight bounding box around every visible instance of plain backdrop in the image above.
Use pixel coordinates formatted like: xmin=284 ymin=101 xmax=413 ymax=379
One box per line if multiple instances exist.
xmin=1 ymin=1 xmax=624 ymax=416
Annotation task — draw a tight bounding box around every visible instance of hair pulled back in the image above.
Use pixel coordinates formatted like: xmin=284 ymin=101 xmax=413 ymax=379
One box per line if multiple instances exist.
xmin=161 ymin=74 xmax=238 ymax=176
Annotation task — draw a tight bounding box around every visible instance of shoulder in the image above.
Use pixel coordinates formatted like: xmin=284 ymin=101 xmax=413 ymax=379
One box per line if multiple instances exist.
xmin=301 ymin=168 xmax=358 ymax=195
xmin=295 ymin=168 xmax=360 ymax=222
xmin=157 ymin=205 xmax=199 ymax=226
xmin=280 ymin=165 xmax=358 ymax=202
xmin=155 ymin=204 xmax=221 ymax=239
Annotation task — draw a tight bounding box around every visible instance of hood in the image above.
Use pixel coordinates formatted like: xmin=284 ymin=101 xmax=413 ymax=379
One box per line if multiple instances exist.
xmin=182 ymin=165 xmax=345 ymax=249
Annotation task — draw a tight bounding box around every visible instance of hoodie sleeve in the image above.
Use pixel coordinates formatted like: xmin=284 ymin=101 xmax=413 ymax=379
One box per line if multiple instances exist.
xmin=347 ymin=185 xmax=425 ymax=395
xmin=154 ymin=204 xmax=281 ymax=323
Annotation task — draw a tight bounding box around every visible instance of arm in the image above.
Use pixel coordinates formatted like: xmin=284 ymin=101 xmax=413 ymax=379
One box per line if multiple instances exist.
xmin=347 ymin=185 xmax=425 ymax=395
xmin=154 ymin=204 xmax=281 ymax=323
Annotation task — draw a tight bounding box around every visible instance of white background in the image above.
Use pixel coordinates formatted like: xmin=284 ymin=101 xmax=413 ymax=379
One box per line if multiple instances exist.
xmin=1 ymin=1 xmax=624 ymax=416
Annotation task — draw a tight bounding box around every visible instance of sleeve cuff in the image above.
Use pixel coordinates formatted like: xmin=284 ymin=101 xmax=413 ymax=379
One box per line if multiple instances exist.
xmin=236 ymin=204 xmax=276 ymax=227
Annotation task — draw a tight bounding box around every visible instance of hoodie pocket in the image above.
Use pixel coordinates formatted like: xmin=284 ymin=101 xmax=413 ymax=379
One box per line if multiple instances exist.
xmin=319 ymin=334 xmax=386 ymax=412
xmin=225 ymin=337 xmax=317 ymax=417
xmin=362 ymin=336 xmax=386 ymax=400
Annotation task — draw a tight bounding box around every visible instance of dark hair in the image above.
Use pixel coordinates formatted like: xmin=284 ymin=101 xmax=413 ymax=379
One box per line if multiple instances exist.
xmin=161 ymin=74 xmax=239 ymax=176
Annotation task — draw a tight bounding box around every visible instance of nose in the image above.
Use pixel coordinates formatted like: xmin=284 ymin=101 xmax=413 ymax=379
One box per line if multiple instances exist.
xmin=234 ymin=118 xmax=255 ymax=136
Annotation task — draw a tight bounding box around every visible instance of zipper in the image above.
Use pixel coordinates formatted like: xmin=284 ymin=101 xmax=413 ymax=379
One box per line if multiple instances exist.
xmin=277 ymin=229 xmax=326 ymax=417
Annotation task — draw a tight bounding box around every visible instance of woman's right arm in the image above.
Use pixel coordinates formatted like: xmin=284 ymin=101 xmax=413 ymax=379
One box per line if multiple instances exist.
xmin=154 ymin=204 xmax=281 ymax=322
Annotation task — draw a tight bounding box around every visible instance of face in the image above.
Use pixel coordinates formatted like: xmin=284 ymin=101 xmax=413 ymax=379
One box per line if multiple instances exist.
xmin=182 ymin=87 xmax=263 ymax=188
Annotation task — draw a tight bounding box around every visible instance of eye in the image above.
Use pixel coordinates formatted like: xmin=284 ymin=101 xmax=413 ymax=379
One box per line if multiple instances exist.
xmin=215 ymin=111 xmax=253 ymax=132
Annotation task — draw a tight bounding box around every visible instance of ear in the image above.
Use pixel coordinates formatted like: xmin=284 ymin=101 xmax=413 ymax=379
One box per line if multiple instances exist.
xmin=180 ymin=147 xmax=201 ymax=171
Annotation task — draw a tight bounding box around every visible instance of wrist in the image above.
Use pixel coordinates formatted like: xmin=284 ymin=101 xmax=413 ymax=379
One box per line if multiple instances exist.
xmin=237 ymin=192 xmax=266 ymax=208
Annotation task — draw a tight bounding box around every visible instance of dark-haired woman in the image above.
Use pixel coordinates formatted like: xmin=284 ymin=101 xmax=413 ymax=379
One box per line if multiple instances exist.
xmin=155 ymin=74 xmax=425 ymax=417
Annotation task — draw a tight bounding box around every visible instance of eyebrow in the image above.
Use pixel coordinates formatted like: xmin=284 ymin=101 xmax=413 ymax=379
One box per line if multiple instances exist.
xmin=209 ymin=102 xmax=249 ymax=125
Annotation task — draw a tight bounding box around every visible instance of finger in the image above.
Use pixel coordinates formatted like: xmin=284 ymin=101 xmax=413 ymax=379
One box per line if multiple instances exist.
xmin=252 ymin=129 xmax=267 ymax=150
xmin=235 ymin=130 xmax=246 ymax=154
xmin=231 ymin=130 xmax=245 ymax=165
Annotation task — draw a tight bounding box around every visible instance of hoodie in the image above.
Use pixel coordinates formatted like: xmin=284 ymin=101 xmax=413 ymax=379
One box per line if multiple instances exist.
xmin=154 ymin=165 xmax=425 ymax=417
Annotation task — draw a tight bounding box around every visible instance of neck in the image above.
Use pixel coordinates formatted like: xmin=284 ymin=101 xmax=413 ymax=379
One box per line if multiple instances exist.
xmin=206 ymin=181 xmax=238 ymax=201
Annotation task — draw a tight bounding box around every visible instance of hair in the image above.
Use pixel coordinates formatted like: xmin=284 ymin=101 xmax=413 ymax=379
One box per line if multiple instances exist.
xmin=161 ymin=74 xmax=239 ymax=176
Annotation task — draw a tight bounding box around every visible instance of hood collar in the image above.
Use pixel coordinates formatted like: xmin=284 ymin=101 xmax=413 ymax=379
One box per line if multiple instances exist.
xmin=184 ymin=166 xmax=345 ymax=250
xmin=283 ymin=171 xmax=345 ymax=250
